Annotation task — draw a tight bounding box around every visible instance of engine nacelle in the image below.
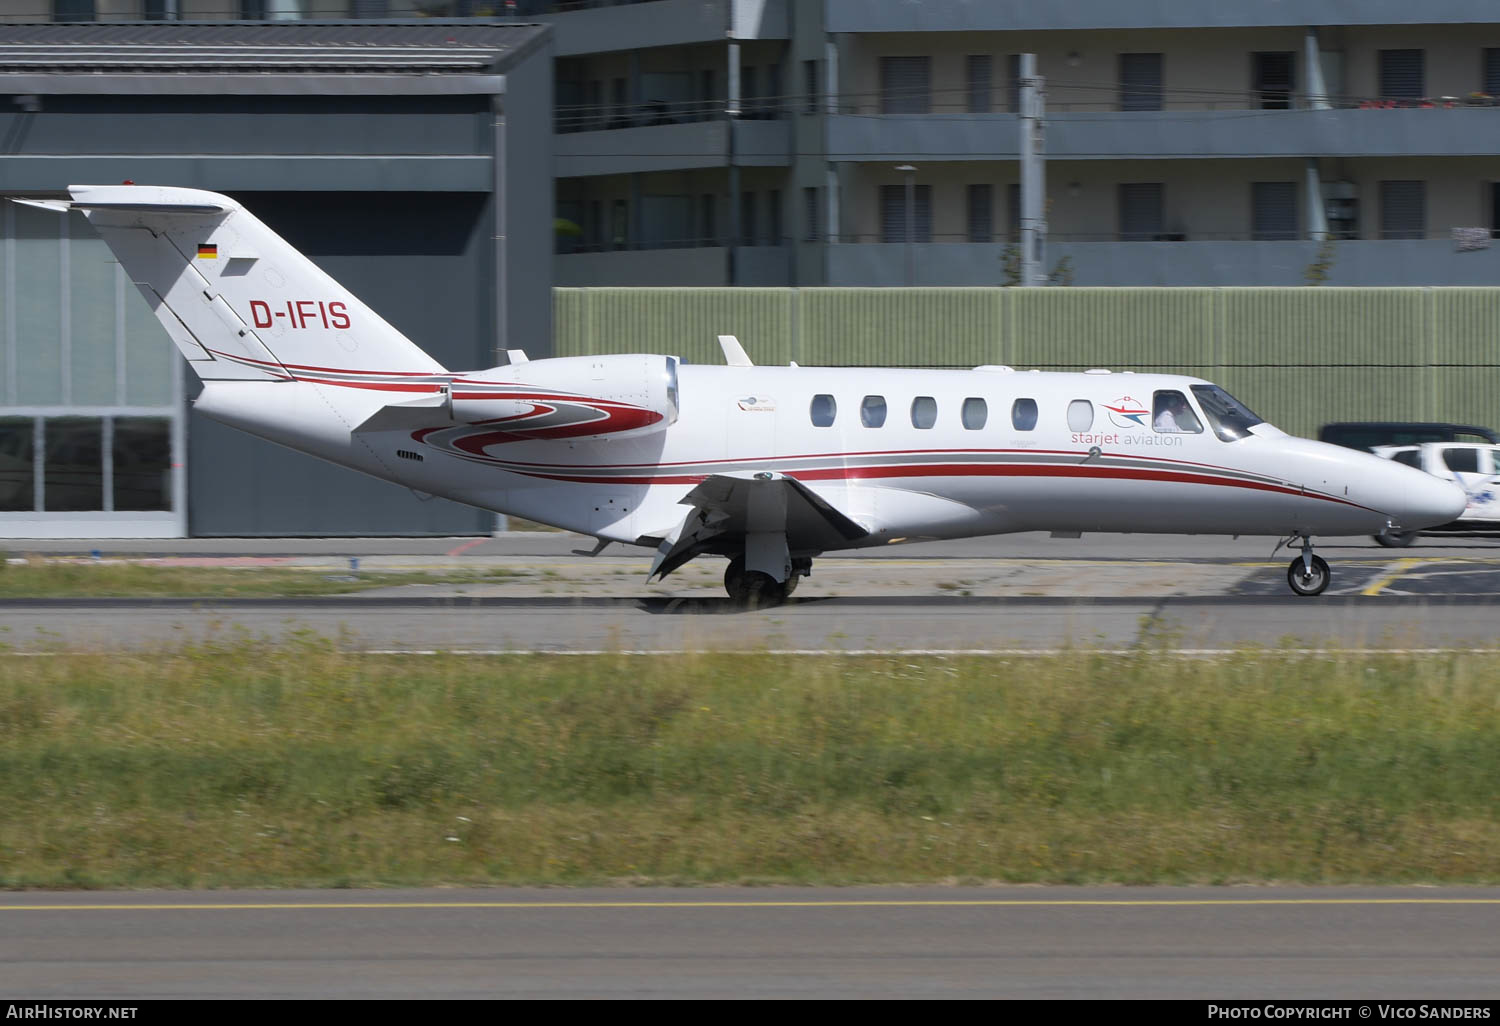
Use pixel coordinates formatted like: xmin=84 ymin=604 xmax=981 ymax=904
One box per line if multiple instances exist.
xmin=446 ymin=354 xmax=679 ymax=441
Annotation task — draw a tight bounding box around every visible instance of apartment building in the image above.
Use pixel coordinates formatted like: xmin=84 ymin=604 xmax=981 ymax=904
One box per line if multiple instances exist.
xmin=14 ymin=1 xmax=1500 ymax=287
xmin=544 ymin=0 xmax=1500 ymax=287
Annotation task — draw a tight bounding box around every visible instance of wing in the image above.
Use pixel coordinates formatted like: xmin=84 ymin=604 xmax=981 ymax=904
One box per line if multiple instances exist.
xmin=648 ymin=472 xmax=868 ymax=579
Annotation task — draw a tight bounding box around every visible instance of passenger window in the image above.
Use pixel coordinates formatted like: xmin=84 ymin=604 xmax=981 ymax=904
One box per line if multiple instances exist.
xmin=910 ymin=396 xmax=937 ymax=429
xmin=961 ymin=397 xmax=987 ymax=430
xmin=1442 ymin=447 xmax=1480 ymax=474
xmin=1012 ymin=398 xmax=1038 ymax=431
xmin=860 ymin=395 xmax=887 ymax=428
xmin=1152 ymin=390 xmax=1203 ymax=434
xmin=810 ymin=394 xmax=836 ymax=427
xmin=1066 ymin=399 xmax=1093 ymax=432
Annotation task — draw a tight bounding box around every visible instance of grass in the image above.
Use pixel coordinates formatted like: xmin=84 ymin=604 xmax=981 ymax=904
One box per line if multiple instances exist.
xmin=0 ymin=561 xmax=519 ymax=598
xmin=2 ymin=639 xmax=1500 ymax=889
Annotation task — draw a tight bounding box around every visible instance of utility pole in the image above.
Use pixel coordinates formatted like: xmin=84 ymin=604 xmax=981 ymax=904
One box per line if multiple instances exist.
xmin=1019 ymin=53 xmax=1047 ymax=286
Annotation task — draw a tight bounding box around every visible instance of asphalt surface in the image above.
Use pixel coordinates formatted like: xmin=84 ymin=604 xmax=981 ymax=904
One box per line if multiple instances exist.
xmin=6 ymin=532 xmax=1500 ymax=652
xmin=3 ymin=887 xmax=1499 ymax=999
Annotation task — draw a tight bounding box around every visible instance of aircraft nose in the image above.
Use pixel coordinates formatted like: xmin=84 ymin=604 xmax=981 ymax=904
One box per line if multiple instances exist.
xmin=1384 ymin=466 xmax=1468 ymax=530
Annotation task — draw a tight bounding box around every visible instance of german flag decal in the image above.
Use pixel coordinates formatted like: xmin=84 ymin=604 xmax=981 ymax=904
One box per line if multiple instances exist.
xmin=197 ymin=243 xmax=218 ymax=259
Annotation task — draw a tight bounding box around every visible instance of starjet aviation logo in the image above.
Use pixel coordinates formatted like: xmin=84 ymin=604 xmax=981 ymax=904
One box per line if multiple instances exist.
xmin=1104 ymin=395 xmax=1150 ymax=429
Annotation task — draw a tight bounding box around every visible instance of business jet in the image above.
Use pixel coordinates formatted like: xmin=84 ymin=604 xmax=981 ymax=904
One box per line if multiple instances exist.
xmin=17 ymin=186 xmax=1467 ymax=602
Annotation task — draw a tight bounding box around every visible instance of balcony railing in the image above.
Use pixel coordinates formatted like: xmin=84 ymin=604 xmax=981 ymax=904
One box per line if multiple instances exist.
xmin=555 ymin=98 xmax=784 ymax=134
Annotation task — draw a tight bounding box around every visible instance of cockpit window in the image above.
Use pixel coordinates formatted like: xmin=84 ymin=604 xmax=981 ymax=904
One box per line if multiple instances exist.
xmin=1189 ymin=384 xmax=1263 ymax=442
xmin=1152 ymin=390 xmax=1203 ymax=434
xmin=1442 ymin=447 xmax=1480 ymax=474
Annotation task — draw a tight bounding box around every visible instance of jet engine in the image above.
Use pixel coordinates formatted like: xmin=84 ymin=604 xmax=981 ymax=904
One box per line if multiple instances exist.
xmin=445 ymin=354 xmax=679 ymax=441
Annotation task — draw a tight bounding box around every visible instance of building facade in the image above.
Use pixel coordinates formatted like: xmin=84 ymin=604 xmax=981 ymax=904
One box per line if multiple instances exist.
xmin=543 ymin=0 xmax=1500 ymax=288
xmin=0 ymin=18 xmax=552 ymax=537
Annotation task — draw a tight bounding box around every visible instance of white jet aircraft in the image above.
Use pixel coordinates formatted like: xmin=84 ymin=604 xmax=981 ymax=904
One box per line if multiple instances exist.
xmin=18 ymin=186 xmax=1467 ymax=602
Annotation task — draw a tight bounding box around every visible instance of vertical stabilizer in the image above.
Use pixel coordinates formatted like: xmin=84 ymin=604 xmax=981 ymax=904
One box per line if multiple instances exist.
xmin=36 ymin=185 xmax=448 ymax=383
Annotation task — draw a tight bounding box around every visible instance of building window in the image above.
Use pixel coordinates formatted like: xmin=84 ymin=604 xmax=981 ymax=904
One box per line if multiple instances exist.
xmin=803 ymin=187 xmax=820 ymax=242
xmin=881 ymin=184 xmax=932 ymax=243
xmin=113 ymin=418 xmax=172 ymax=512
xmin=52 ymin=0 xmax=96 ymax=21
xmin=741 ymin=65 xmax=758 ymax=118
xmin=238 ymin=0 xmax=267 ymax=16
xmin=1485 ymin=49 xmax=1500 ymax=97
xmin=700 ymin=193 xmax=716 ymax=247
xmin=880 ymin=56 xmax=931 ymax=115
xmin=1118 ymin=183 xmax=1165 ymax=241
xmin=1007 ymin=182 xmax=1021 ymax=242
xmin=143 ymin=0 xmax=171 ymax=18
xmin=1119 ymin=53 xmax=1163 ymax=111
xmin=1380 ymin=181 xmax=1425 ymax=239
xmin=351 ymin=1 xmax=392 ymax=16
xmin=611 ymin=199 xmax=628 ymax=249
xmin=1007 ymin=54 xmax=1022 ymax=113
xmin=739 ymin=192 xmax=757 ymax=246
xmin=43 ymin=417 xmax=103 ymax=513
xmin=803 ymin=59 xmax=819 ymax=114
xmin=1252 ymin=51 xmax=1295 ymax=109
xmin=967 ymin=184 xmax=993 ymax=243
xmin=1251 ymin=182 xmax=1298 ymax=240
xmin=967 ymin=55 xmax=992 ymax=114
xmin=0 ymin=418 xmax=35 ymax=512
xmin=769 ymin=190 xmax=782 ymax=245
xmin=1379 ymin=49 xmax=1424 ymax=100
xmin=610 ymin=77 xmax=629 ymax=129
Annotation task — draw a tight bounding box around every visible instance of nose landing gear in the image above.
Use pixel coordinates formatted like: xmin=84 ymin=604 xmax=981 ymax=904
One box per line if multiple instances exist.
xmin=1286 ymin=535 xmax=1331 ymax=597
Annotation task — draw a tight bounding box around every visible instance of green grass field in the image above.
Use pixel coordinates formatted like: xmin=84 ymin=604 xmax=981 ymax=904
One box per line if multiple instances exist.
xmin=0 ymin=560 xmax=517 ymax=598
xmin=2 ymin=639 xmax=1498 ymax=889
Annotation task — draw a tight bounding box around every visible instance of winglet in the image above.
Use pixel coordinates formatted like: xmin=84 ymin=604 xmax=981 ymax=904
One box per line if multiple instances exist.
xmin=717 ymin=334 xmax=753 ymax=367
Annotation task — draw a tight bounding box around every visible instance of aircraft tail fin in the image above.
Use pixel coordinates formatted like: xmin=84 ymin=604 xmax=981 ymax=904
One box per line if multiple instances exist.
xmin=19 ymin=186 xmax=448 ymax=383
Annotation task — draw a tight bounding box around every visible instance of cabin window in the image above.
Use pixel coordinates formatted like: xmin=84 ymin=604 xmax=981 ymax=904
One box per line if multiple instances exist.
xmin=1066 ymin=399 xmax=1093 ymax=432
xmin=1012 ymin=397 xmax=1038 ymax=431
xmin=1391 ymin=449 xmax=1422 ymax=470
xmin=962 ymin=397 xmax=988 ymax=430
xmin=810 ymin=394 xmax=837 ymax=427
xmin=1152 ymin=390 xmax=1204 ymax=434
xmin=1189 ymin=384 xmax=1262 ymax=442
xmin=861 ymin=395 xmax=887 ymax=428
xmin=911 ymin=396 xmax=938 ymax=429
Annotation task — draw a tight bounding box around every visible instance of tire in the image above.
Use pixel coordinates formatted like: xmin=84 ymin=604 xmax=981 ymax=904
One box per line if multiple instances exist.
xmin=1286 ymin=554 xmax=1331 ymax=597
xmin=723 ymin=560 xmax=787 ymax=607
xmin=1373 ymin=529 xmax=1418 ymax=548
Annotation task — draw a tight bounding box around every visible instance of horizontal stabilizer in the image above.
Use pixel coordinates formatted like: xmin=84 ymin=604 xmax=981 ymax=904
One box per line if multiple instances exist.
xmin=352 ymin=393 xmax=449 ymax=434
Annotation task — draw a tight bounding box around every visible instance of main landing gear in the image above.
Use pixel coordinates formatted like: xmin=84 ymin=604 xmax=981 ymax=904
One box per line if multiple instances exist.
xmin=1285 ymin=534 xmax=1331 ymax=597
xmin=723 ymin=556 xmax=811 ymax=607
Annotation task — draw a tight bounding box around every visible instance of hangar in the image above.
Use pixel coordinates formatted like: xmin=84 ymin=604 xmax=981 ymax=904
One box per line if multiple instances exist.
xmin=0 ymin=20 xmax=552 ymax=537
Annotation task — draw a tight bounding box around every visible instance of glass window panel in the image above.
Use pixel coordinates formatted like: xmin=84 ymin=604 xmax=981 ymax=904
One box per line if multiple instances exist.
xmin=14 ymin=203 xmax=63 ymax=405
xmin=124 ymin=276 xmax=174 ymax=407
xmin=1152 ymin=390 xmax=1204 ymax=434
xmin=69 ymin=211 xmax=117 ymax=406
xmin=43 ymin=417 xmax=103 ymax=512
xmin=860 ymin=395 xmax=887 ymax=428
xmin=962 ymin=397 xmax=988 ymax=430
xmin=1011 ymin=397 xmax=1038 ymax=431
xmin=0 ymin=417 xmax=35 ymax=512
xmin=910 ymin=396 xmax=937 ymax=429
xmin=1442 ymin=447 xmax=1481 ymax=474
xmin=113 ymin=417 xmax=172 ymax=512
xmin=810 ymin=394 xmax=836 ymax=427
xmin=1067 ymin=400 xmax=1094 ymax=432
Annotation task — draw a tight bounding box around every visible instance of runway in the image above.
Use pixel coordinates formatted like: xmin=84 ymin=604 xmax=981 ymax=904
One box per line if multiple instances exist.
xmin=7 ymin=533 xmax=1500 ymax=652
xmin=4 ymin=886 xmax=1499 ymax=999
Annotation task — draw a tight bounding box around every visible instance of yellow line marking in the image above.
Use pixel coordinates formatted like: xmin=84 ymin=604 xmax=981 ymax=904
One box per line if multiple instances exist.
xmin=1362 ymin=557 xmax=1426 ymax=597
xmin=4 ymin=898 xmax=1500 ymax=912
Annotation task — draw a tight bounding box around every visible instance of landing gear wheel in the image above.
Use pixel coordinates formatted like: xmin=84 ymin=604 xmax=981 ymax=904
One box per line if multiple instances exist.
xmin=723 ymin=559 xmax=788 ymax=608
xmin=1374 ymin=529 xmax=1418 ymax=548
xmin=1286 ymin=554 xmax=1331 ymax=596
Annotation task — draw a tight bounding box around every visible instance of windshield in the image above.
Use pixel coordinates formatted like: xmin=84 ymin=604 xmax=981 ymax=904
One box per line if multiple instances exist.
xmin=1190 ymin=384 xmax=1264 ymax=442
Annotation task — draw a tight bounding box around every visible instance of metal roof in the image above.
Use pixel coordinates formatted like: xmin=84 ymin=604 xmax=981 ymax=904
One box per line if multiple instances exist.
xmin=0 ymin=22 xmax=550 ymax=75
